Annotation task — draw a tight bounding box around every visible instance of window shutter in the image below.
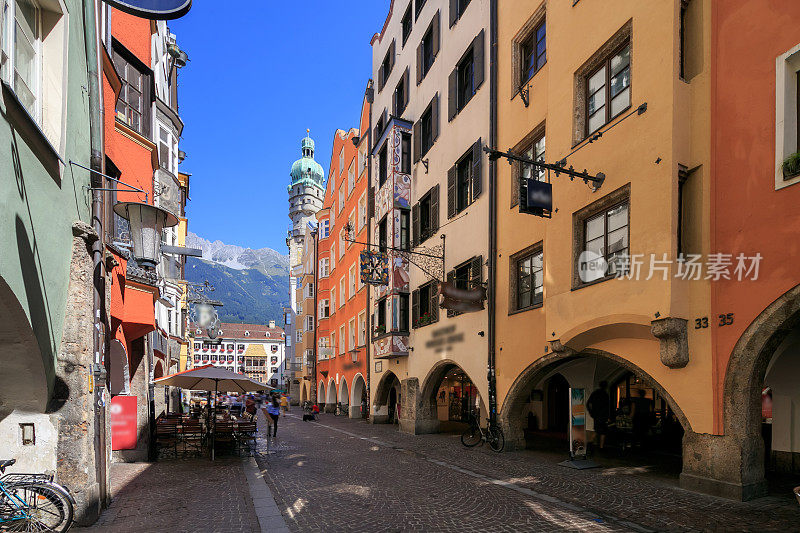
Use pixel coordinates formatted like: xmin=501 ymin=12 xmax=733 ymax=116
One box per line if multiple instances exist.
xmin=470 ymin=255 xmax=483 ymax=288
xmin=473 ymin=30 xmax=485 ymax=90
xmin=412 ymin=202 xmax=420 ymax=246
xmin=393 ymin=86 xmax=398 ymax=116
xmin=416 ymin=40 xmax=424 ymax=85
xmin=368 ymin=186 xmax=375 ymax=220
xmin=430 ymin=282 xmax=439 ymax=323
xmin=413 ymin=119 xmax=421 ymax=162
xmin=431 ymin=184 xmax=440 ymax=232
xmin=412 ymin=289 xmax=420 ymax=328
xmin=446 ymin=270 xmax=456 ymax=317
xmin=449 ymin=0 xmax=458 ymax=27
xmin=448 ymin=67 xmax=458 ymax=121
xmin=389 ymin=40 xmax=396 ymax=72
xmin=432 ymin=10 xmax=441 ymax=58
xmin=472 ymin=138 xmax=483 ymax=200
xmin=378 ymin=65 xmax=385 ymax=92
xmin=431 ymin=92 xmax=440 ymax=142
xmin=403 ymin=67 xmax=410 ymax=108
xmin=447 ymin=165 xmax=457 ymax=219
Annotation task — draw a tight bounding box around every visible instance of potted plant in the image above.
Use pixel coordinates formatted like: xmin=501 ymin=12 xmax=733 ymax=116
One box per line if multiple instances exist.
xmin=418 ymin=312 xmax=431 ymax=326
xmin=781 ymin=151 xmax=800 ymax=179
xmin=374 ymin=324 xmax=386 ymax=335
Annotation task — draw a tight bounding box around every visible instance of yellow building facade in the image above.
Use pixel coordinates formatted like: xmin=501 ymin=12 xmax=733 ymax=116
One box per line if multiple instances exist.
xmin=494 ymin=0 xmax=715 ymax=495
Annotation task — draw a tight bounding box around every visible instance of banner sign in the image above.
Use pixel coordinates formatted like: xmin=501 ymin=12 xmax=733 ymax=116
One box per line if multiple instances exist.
xmin=520 ymin=178 xmax=553 ymax=218
xmin=110 ymin=395 xmax=138 ymax=450
xmin=101 ymin=0 xmax=192 ymax=20
xmin=360 ymin=250 xmax=389 ymax=286
xmin=569 ymin=388 xmax=587 ymax=460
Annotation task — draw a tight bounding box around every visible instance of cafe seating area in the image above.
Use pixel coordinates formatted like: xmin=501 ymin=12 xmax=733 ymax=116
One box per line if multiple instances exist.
xmin=154 ymin=410 xmax=259 ymax=459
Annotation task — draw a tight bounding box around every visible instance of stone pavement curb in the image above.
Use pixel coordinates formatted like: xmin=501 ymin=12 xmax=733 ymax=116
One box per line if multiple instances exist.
xmin=243 ymin=455 xmax=290 ymax=533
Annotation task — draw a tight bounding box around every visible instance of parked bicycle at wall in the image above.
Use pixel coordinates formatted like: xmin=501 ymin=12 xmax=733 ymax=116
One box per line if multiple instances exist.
xmin=0 ymin=458 xmax=75 ymax=532
xmin=335 ymin=402 xmax=349 ymax=416
xmin=460 ymin=416 xmax=505 ymax=452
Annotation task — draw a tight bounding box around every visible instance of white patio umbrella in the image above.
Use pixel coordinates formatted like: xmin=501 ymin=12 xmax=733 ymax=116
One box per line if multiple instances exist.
xmin=154 ymin=364 xmax=272 ymax=460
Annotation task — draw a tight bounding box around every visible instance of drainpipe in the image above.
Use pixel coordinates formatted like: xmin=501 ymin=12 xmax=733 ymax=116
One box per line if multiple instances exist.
xmin=487 ymin=0 xmax=499 ymax=427
xmin=83 ymin=0 xmax=108 ymax=509
xmin=312 ymin=229 xmax=319 ymax=405
xmin=365 ymin=79 xmax=374 ymax=419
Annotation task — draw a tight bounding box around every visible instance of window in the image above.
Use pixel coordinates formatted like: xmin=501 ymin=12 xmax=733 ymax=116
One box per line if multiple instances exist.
xmin=449 ymin=32 xmax=484 ymax=120
xmin=339 ymin=325 xmax=345 ymax=355
xmin=375 ymin=297 xmax=387 ymax=335
xmin=305 ymin=282 xmax=314 ymax=299
xmin=399 ymin=209 xmax=410 ymax=251
xmin=412 ymin=281 xmax=438 ymax=328
xmin=379 ymin=40 xmax=395 ymax=91
xmin=417 ymin=11 xmax=439 ymax=83
xmin=358 ymin=192 xmax=367 ymax=231
xmin=449 ymin=0 xmax=471 ymax=26
xmin=512 ymin=131 xmax=546 ymax=207
xmin=413 ymin=185 xmax=439 ymax=245
xmin=587 ymin=43 xmax=630 ymax=135
xmin=401 ymin=132 xmax=412 ymax=174
xmin=339 ymin=278 xmax=346 ymax=307
xmin=349 ymin=264 xmax=357 ymax=298
xmin=378 ymin=143 xmax=388 ymax=187
xmin=348 ymin=162 xmax=355 ymax=196
xmin=415 ymin=0 xmax=426 ymax=20
xmin=358 ymin=145 xmax=367 ymax=176
xmin=2 ymin=0 xmax=40 ymax=120
xmin=580 ymin=202 xmax=629 ymax=283
xmin=319 ymin=299 xmax=330 ymax=319
xmin=414 ymin=94 xmax=439 ymax=159
xmin=402 ymin=2 xmax=413 ymax=45
xmin=320 ymin=257 xmax=330 ymax=277
xmin=331 ymin=287 xmax=336 ymax=311
xmin=348 ymin=318 xmax=356 ymax=351
xmin=514 ymin=249 xmax=543 ymax=311
xmin=398 ymin=293 xmax=410 ymax=332
xmin=520 ymin=21 xmax=546 ymax=83
xmin=358 ymin=310 xmax=367 ymax=346
xmin=330 ymin=242 xmax=335 ymax=269
xmin=158 ymin=124 xmax=176 ymax=174
xmin=113 ymin=45 xmax=151 ymax=137
xmin=329 ymin=333 xmax=335 ymax=358
xmin=338 ymin=185 xmax=345 ymax=212
xmin=774 ymin=43 xmax=800 ymax=190
xmin=338 ymin=229 xmax=345 ymax=259
xmin=379 ymin=216 xmax=388 ymax=253
xmin=339 ymin=149 xmax=344 ymax=174
xmin=348 ymin=211 xmax=356 ymax=246
xmin=305 ymin=315 xmax=314 ymax=332
xmin=394 ymin=71 xmax=407 ymax=116
xmin=447 ymin=140 xmax=482 ymax=218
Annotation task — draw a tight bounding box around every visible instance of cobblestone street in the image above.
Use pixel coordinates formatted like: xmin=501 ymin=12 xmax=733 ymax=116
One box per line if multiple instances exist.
xmin=259 ymin=412 xmax=799 ymax=532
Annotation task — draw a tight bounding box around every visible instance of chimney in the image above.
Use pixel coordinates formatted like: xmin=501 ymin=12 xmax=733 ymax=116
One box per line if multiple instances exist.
xmin=269 ymin=320 xmax=275 ymax=329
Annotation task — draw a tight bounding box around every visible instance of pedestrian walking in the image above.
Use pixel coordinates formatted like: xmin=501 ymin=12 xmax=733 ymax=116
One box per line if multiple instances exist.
xmin=266 ymin=396 xmax=281 ymax=437
xmin=280 ymin=394 xmax=289 ymax=417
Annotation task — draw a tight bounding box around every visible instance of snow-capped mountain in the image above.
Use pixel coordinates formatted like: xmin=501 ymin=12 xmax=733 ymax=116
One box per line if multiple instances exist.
xmin=186 ymin=232 xmax=288 ymax=276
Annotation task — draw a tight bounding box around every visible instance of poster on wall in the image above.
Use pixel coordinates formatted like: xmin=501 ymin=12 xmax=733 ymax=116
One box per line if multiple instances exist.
xmin=110 ymin=395 xmax=138 ymax=451
xmin=569 ymin=388 xmax=587 ymax=460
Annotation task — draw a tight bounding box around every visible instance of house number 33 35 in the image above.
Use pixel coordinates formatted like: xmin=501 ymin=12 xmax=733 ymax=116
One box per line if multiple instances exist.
xmin=694 ymin=314 xmax=734 ymax=329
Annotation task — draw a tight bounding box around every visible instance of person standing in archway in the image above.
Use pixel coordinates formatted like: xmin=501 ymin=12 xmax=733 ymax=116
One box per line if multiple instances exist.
xmin=630 ymin=388 xmax=652 ymax=448
xmin=587 ymin=381 xmax=610 ymax=451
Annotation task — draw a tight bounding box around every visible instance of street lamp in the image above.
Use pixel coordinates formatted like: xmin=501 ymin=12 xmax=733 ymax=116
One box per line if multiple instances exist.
xmin=348 ymin=347 xmax=360 ymax=364
xmin=113 ymin=202 xmax=178 ymax=267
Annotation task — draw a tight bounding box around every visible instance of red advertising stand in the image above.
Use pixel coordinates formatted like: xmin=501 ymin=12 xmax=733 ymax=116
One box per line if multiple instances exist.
xmin=111 ymin=395 xmax=138 ymax=450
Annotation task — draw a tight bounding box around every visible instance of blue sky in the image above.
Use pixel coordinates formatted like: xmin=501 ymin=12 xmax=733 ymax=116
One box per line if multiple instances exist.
xmin=171 ymin=1 xmax=390 ymax=252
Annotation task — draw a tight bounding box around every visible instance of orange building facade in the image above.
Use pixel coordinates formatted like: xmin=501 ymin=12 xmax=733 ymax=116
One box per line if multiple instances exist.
xmin=315 ymin=96 xmax=371 ymax=417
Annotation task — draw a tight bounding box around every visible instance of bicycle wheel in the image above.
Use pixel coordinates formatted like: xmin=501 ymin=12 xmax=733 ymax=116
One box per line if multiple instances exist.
xmin=487 ymin=426 xmax=505 ymax=453
xmin=460 ymin=425 xmax=482 ymax=447
xmin=3 ymin=482 xmax=74 ymax=532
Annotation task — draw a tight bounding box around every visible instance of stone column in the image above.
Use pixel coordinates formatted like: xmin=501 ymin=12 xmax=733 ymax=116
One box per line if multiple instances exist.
xmin=399 ymin=377 xmax=439 ymax=435
xmin=49 ymin=222 xmax=107 ymax=525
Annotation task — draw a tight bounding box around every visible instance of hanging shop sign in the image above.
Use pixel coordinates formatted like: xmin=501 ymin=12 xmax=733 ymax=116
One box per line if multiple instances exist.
xmin=360 ymin=250 xmax=389 ymax=285
xmin=101 ymin=0 xmax=192 ymax=20
xmin=520 ymin=178 xmax=553 ymax=218
xmin=439 ymin=282 xmax=486 ymax=313
xmin=569 ymin=388 xmax=587 ymax=460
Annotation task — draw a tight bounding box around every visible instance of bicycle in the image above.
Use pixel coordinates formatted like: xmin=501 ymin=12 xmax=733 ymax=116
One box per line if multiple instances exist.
xmin=0 ymin=459 xmax=75 ymax=532
xmin=460 ymin=416 xmax=505 ymax=452
xmin=334 ymin=402 xmax=349 ymax=417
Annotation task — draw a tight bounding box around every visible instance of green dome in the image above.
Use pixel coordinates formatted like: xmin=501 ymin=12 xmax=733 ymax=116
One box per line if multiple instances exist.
xmin=289 ymin=132 xmax=324 ymax=191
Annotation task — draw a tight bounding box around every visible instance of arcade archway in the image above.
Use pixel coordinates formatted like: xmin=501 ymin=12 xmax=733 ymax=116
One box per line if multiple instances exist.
xmin=415 ymin=360 xmax=485 ymax=435
xmin=317 ymin=380 xmax=326 ymax=406
xmin=372 ymin=370 xmax=400 ymax=424
xmin=325 ymin=378 xmax=336 ymax=412
xmin=338 ymin=377 xmax=349 ymax=412
xmin=351 ymin=373 xmax=367 ymax=419
xmin=501 ymin=349 xmax=689 ymax=474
